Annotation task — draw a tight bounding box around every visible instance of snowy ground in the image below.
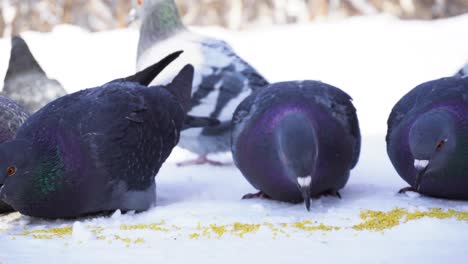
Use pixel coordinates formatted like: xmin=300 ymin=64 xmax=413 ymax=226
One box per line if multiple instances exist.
xmin=1 ymin=14 xmax=468 ymax=263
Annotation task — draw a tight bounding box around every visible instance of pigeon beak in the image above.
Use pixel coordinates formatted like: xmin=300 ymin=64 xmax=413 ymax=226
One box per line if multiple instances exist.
xmin=414 ymin=159 xmax=429 ymax=191
xmin=301 ymin=187 xmax=311 ymax=211
xmin=414 ymin=159 xmax=429 ymax=171
xmin=0 ymin=174 xmax=5 ymax=190
xmin=297 ymin=176 xmax=312 ymax=211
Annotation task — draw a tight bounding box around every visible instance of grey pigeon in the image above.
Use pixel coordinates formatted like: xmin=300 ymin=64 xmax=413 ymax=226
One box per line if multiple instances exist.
xmin=136 ymin=0 xmax=269 ymax=166
xmin=231 ymin=81 xmax=361 ymax=210
xmin=0 ymin=51 xmax=218 ymax=218
xmin=0 ymin=96 xmax=29 ymax=214
xmin=2 ymin=36 xmax=67 ymax=113
xmin=454 ymin=63 xmax=468 ymax=77
xmin=387 ymin=77 xmax=468 ymax=199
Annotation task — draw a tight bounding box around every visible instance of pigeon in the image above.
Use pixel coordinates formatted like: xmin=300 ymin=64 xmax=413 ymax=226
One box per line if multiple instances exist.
xmin=0 ymin=51 xmax=218 ymax=218
xmin=454 ymin=63 xmax=468 ymax=77
xmin=231 ymin=81 xmax=361 ymax=210
xmin=136 ymin=0 xmax=269 ymax=166
xmin=0 ymin=96 xmax=29 ymax=214
xmin=2 ymin=36 xmax=67 ymax=113
xmin=387 ymin=77 xmax=468 ymax=199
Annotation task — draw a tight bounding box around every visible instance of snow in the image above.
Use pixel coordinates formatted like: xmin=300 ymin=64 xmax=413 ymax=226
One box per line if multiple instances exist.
xmin=71 ymin=221 xmax=94 ymax=242
xmin=1 ymin=14 xmax=468 ymax=263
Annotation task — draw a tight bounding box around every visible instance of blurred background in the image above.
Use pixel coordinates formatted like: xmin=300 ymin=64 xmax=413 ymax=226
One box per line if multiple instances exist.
xmin=0 ymin=0 xmax=466 ymax=136
xmin=1 ymin=0 xmax=468 ymax=36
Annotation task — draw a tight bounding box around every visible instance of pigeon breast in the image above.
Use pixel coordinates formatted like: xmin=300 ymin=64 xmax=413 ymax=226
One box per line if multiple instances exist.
xmin=232 ymin=81 xmax=360 ymax=202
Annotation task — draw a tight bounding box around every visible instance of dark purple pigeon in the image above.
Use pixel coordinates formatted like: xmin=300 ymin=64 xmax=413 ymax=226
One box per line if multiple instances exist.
xmin=0 ymin=51 xmax=218 ymax=218
xmin=387 ymin=76 xmax=468 ymax=199
xmin=231 ymin=81 xmax=361 ymax=211
xmin=0 ymin=96 xmax=29 ymax=214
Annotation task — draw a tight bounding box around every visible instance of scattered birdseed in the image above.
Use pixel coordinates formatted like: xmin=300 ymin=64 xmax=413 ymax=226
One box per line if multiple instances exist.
xmin=7 ymin=208 xmax=468 ymax=242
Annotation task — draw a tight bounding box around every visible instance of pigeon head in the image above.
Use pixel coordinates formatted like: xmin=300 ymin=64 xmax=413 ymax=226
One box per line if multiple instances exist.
xmin=409 ymin=109 xmax=456 ymax=190
xmin=276 ymin=113 xmax=318 ymax=211
xmin=0 ymin=140 xmax=35 ymax=205
xmin=0 ymin=96 xmax=30 ymax=213
xmin=137 ymin=0 xmax=181 ymax=21
xmin=136 ymin=0 xmax=185 ymax=57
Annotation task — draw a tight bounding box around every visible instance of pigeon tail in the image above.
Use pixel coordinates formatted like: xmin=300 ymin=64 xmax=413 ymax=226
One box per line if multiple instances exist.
xmin=4 ymin=36 xmax=46 ymax=82
xmin=182 ymin=115 xmax=220 ymax=130
xmin=124 ymin=50 xmax=183 ymax=86
xmin=165 ymin=64 xmax=194 ymax=112
xmin=454 ymin=63 xmax=468 ymax=77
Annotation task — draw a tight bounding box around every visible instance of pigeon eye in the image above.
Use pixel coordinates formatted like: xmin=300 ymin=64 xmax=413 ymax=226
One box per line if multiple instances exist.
xmin=7 ymin=167 xmax=16 ymax=176
xmin=436 ymin=139 xmax=446 ymax=150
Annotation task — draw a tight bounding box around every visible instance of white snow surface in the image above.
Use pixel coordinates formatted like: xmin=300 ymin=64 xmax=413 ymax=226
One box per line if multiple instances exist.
xmin=1 ymin=14 xmax=468 ymax=263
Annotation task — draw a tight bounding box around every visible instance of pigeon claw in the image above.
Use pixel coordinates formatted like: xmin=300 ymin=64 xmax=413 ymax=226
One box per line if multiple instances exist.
xmin=176 ymin=155 xmax=232 ymax=167
xmin=398 ymin=186 xmax=418 ymax=194
xmin=320 ymin=190 xmax=342 ymax=199
xmin=242 ymin=191 xmax=271 ymax=200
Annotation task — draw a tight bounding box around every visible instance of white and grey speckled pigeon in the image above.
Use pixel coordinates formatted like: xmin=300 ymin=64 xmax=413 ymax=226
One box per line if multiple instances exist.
xmin=2 ymin=36 xmax=67 ymax=113
xmin=136 ymin=0 xmax=269 ymax=166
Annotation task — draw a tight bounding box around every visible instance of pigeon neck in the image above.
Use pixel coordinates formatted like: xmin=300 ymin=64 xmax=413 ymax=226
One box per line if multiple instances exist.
xmin=0 ymin=138 xmax=31 ymax=154
xmin=0 ymin=126 xmax=13 ymax=144
xmin=137 ymin=0 xmax=185 ymax=58
xmin=34 ymin=148 xmax=65 ymax=198
xmin=275 ymin=112 xmax=318 ymax=182
xmin=456 ymin=64 xmax=468 ymax=77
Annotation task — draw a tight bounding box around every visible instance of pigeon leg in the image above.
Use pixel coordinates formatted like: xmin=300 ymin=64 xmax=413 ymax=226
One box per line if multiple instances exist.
xmin=398 ymin=186 xmax=418 ymax=194
xmin=242 ymin=191 xmax=271 ymax=200
xmin=176 ymin=155 xmax=232 ymax=166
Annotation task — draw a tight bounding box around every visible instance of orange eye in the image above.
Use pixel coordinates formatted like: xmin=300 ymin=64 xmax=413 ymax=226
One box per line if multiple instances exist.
xmin=7 ymin=166 xmax=16 ymax=176
xmin=436 ymin=139 xmax=446 ymax=150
